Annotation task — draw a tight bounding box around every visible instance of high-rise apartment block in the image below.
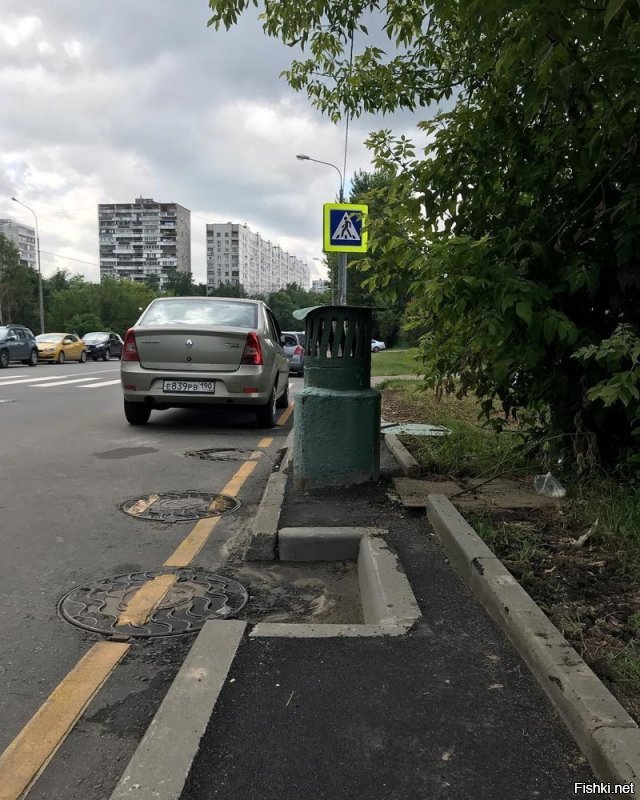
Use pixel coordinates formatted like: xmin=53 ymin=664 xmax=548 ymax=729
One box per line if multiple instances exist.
xmin=0 ymin=218 xmax=37 ymax=270
xmin=206 ymin=223 xmax=310 ymax=296
xmin=98 ymin=198 xmax=191 ymax=287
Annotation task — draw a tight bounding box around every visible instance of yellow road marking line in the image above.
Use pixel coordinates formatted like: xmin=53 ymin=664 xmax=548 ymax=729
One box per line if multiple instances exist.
xmin=116 ymin=574 xmax=177 ymax=627
xmin=0 ymin=642 xmax=129 ymax=800
xmin=164 ymin=460 xmax=258 ymax=568
xmin=220 ymin=459 xmax=258 ymax=497
xmin=258 ymin=437 xmax=273 ymax=448
xmin=127 ymin=494 xmax=159 ymax=515
xmin=164 ymin=517 xmax=221 ymax=568
xmin=276 ymin=402 xmax=294 ymax=426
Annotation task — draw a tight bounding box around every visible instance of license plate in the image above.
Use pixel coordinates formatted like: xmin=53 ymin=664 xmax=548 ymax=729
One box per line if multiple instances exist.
xmin=162 ymin=380 xmax=215 ymax=394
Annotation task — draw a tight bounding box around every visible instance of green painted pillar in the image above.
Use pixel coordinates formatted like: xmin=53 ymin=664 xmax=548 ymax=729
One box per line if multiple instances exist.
xmin=293 ymin=306 xmax=381 ymax=490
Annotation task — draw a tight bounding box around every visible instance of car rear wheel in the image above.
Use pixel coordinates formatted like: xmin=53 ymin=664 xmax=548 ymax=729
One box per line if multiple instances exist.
xmin=28 ymin=348 xmax=38 ymax=367
xmin=103 ymin=348 xmax=111 ymax=361
xmin=0 ymin=350 xmax=9 ymax=369
xmin=256 ymin=384 xmax=277 ymax=428
xmin=124 ymin=400 xmax=151 ymax=426
xmin=372 ymin=346 xmax=380 ymax=353
xmin=79 ymin=350 xmax=87 ymax=363
xmin=58 ymin=351 xmax=65 ymax=364
xmin=276 ymin=379 xmax=289 ymax=409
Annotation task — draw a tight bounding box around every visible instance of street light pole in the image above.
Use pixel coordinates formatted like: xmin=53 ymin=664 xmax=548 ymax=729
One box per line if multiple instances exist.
xmin=296 ymin=154 xmax=347 ymax=305
xmin=11 ymin=197 xmax=45 ymax=334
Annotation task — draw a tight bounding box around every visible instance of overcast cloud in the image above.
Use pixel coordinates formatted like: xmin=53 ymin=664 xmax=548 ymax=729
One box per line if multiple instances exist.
xmin=0 ymin=0 xmax=424 ymax=285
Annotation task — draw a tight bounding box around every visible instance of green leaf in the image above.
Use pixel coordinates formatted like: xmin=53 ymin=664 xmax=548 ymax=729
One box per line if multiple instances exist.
xmin=604 ymin=0 xmax=626 ymax=27
xmin=515 ymin=302 xmax=532 ymax=325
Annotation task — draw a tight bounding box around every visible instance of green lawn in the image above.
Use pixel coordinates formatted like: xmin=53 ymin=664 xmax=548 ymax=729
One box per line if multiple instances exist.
xmin=370 ymin=347 xmax=421 ymax=377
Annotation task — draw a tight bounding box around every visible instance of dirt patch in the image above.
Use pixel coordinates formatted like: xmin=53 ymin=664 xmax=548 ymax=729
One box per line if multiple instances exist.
xmin=232 ymin=561 xmax=363 ymax=625
xmin=465 ymin=507 xmax=640 ymax=723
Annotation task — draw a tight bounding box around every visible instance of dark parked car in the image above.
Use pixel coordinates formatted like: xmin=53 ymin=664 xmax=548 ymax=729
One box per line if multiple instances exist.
xmin=0 ymin=325 xmax=39 ymax=368
xmin=281 ymin=331 xmax=305 ymax=375
xmin=82 ymin=331 xmax=124 ymax=361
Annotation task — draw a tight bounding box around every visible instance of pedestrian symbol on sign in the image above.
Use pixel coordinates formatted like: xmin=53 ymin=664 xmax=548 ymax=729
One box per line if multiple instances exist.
xmin=323 ymin=202 xmax=368 ymax=253
xmin=332 ymin=212 xmax=359 ymax=241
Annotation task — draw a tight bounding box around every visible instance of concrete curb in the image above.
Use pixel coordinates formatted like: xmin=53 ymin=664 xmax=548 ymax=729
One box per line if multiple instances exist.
xmin=252 ymin=526 xmax=422 ymax=638
xmin=381 ymin=417 xmax=420 ymax=476
xmin=427 ymin=494 xmax=640 ymax=790
xmin=244 ymin=431 xmax=294 ymax=561
xmin=110 ymin=620 xmax=246 ymax=799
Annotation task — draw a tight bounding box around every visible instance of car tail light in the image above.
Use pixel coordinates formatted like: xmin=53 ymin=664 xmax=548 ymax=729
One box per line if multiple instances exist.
xmin=121 ymin=329 xmax=139 ymax=362
xmin=241 ymin=332 xmax=263 ymax=365
xmin=293 ymin=345 xmax=303 ymax=356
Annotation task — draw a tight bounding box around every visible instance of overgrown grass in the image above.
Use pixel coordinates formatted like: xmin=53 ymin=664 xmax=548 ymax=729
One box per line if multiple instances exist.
xmin=382 ymin=379 xmax=533 ymax=478
xmin=382 ymin=379 xmax=640 ymax=562
xmin=603 ymin=647 xmax=640 ymax=694
xmin=371 ymin=348 xmax=421 ymax=377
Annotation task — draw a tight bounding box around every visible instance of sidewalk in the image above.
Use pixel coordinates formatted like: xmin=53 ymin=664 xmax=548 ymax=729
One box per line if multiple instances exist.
xmin=176 ymin=446 xmax=594 ymax=799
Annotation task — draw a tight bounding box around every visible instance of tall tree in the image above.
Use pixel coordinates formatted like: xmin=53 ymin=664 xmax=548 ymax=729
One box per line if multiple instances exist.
xmin=208 ymin=0 xmax=640 ymax=469
xmin=0 ymin=234 xmax=39 ymax=328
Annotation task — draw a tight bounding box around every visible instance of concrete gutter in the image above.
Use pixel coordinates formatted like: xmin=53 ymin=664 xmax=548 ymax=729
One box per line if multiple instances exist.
xmin=251 ymin=526 xmax=422 ymax=638
xmin=110 ymin=620 xmax=245 ymax=800
xmin=244 ymin=431 xmax=293 ymax=561
xmin=427 ymin=493 xmax=640 ymax=790
xmin=380 ymin=417 xmax=420 ymax=477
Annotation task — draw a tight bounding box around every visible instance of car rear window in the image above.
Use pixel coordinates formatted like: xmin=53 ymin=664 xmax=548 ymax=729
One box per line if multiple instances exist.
xmin=139 ymin=299 xmax=258 ymax=328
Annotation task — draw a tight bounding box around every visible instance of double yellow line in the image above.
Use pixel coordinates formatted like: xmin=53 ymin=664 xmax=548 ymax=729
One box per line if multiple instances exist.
xmin=0 ymin=417 xmax=289 ymax=799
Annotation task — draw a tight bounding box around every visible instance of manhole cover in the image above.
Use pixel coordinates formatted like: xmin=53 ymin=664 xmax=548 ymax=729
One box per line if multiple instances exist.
xmin=185 ymin=448 xmax=261 ymax=462
xmin=58 ymin=568 xmax=249 ymax=638
xmin=120 ymin=490 xmax=240 ymax=522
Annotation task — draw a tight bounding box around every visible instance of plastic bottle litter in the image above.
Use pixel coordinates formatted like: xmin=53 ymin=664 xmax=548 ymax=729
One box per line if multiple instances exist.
xmin=533 ymin=472 xmax=566 ymax=498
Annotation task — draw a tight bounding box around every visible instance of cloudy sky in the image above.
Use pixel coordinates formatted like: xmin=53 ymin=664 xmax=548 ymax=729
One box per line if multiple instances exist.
xmin=0 ymin=0 xmax=422 ymax=285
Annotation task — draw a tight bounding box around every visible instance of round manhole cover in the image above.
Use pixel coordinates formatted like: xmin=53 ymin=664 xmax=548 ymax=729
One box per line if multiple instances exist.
xmin=185 ymin=448 xmax=260 ymax=462
xmin=120 ymin=490 xmax=240 ymax=522
xmin=58 ymin=568 xmax=248 ymax=638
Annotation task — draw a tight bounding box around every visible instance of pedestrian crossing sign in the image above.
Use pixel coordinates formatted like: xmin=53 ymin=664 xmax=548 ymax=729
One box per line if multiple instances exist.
xmin=323 ymin=203 xmax=368 ymax=253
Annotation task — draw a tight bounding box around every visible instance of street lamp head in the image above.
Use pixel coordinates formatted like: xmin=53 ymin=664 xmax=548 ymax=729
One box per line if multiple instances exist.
xmin=295 ymin=154 xmax=309 ymax=161
xmin=11 ymin=196 xmax=18 ymax=202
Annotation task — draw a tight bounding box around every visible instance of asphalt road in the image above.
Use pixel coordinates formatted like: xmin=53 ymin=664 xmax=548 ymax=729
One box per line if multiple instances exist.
xmin=0 ymin=360 xmax=297 ymax=799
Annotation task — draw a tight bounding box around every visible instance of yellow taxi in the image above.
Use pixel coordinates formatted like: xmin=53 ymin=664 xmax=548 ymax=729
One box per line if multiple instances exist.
xmin=35 ymin=333 xmax=87 ymax=364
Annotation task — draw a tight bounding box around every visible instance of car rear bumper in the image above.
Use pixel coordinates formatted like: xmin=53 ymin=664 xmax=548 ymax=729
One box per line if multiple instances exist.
xmin=121 ymin=363 xmax=276 ymax=406
xmin=288 ymin=356 xmax=304 ymax=373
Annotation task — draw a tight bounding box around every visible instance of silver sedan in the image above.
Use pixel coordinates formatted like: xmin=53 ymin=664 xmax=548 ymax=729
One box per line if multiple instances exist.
xmin=120 ymin=297 xmax=290 ymax=426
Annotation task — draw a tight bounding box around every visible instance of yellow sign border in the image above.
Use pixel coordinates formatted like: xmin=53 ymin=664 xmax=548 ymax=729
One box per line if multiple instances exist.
xmin=323 ymin=203 xmax=368 ymax=253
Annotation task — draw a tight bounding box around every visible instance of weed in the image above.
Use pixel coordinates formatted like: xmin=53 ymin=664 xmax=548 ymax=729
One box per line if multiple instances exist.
xmin=603 ymin=646 xmax=640 ymax=694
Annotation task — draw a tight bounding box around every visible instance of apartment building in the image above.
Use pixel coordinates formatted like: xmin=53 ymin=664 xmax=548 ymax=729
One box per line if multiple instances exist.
xmin=311 ymin=279 xmax=330 ymax=293
xmin=98 ymin=197 xmax=191 ymax=287
xmin=206 ymin=222 xmax=310 ymax=296
xmin=0 ymin=218 xmax=37 ymax=270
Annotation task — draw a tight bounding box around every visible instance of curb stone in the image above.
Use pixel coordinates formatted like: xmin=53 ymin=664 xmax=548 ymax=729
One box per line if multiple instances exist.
xmin=244 ymin=431 xmax=294 ymax=561
xmin=110 ymin=621 xmax=246 ymax=800
xmin=380 ymin=417 xmax=420 ymax=477
xmin=427 ymin=493 xmax=640 ymax=792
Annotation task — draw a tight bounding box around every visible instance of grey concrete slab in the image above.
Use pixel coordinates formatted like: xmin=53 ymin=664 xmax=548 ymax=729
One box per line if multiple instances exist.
xmin=250 ymin=622 xmax=409 ymax=638
xmin=427 ymin=492 xmax=497 ymax=580
xmin=357 ymin=536 xmax=422 ymax=627
xmin=110 ymin=621 xmax=246 ymax=800
xmin=382 ymin=430 xmax=420 ymax=476
xmin=592 ymin=727 xmax=640 ymax=788
xmin=278 ymin=526 xmax=366 ymax=561
xmin=245 ymin=433 xmax=293 ymax=561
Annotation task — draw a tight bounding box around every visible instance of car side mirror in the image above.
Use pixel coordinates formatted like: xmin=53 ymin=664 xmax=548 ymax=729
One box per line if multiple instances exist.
xmin=7 ymin=335 xmax=17 ymax=342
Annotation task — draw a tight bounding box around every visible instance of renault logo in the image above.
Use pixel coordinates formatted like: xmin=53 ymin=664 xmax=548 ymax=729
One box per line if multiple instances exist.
xmin=185 ymin=339 xmax=193 ymax=348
